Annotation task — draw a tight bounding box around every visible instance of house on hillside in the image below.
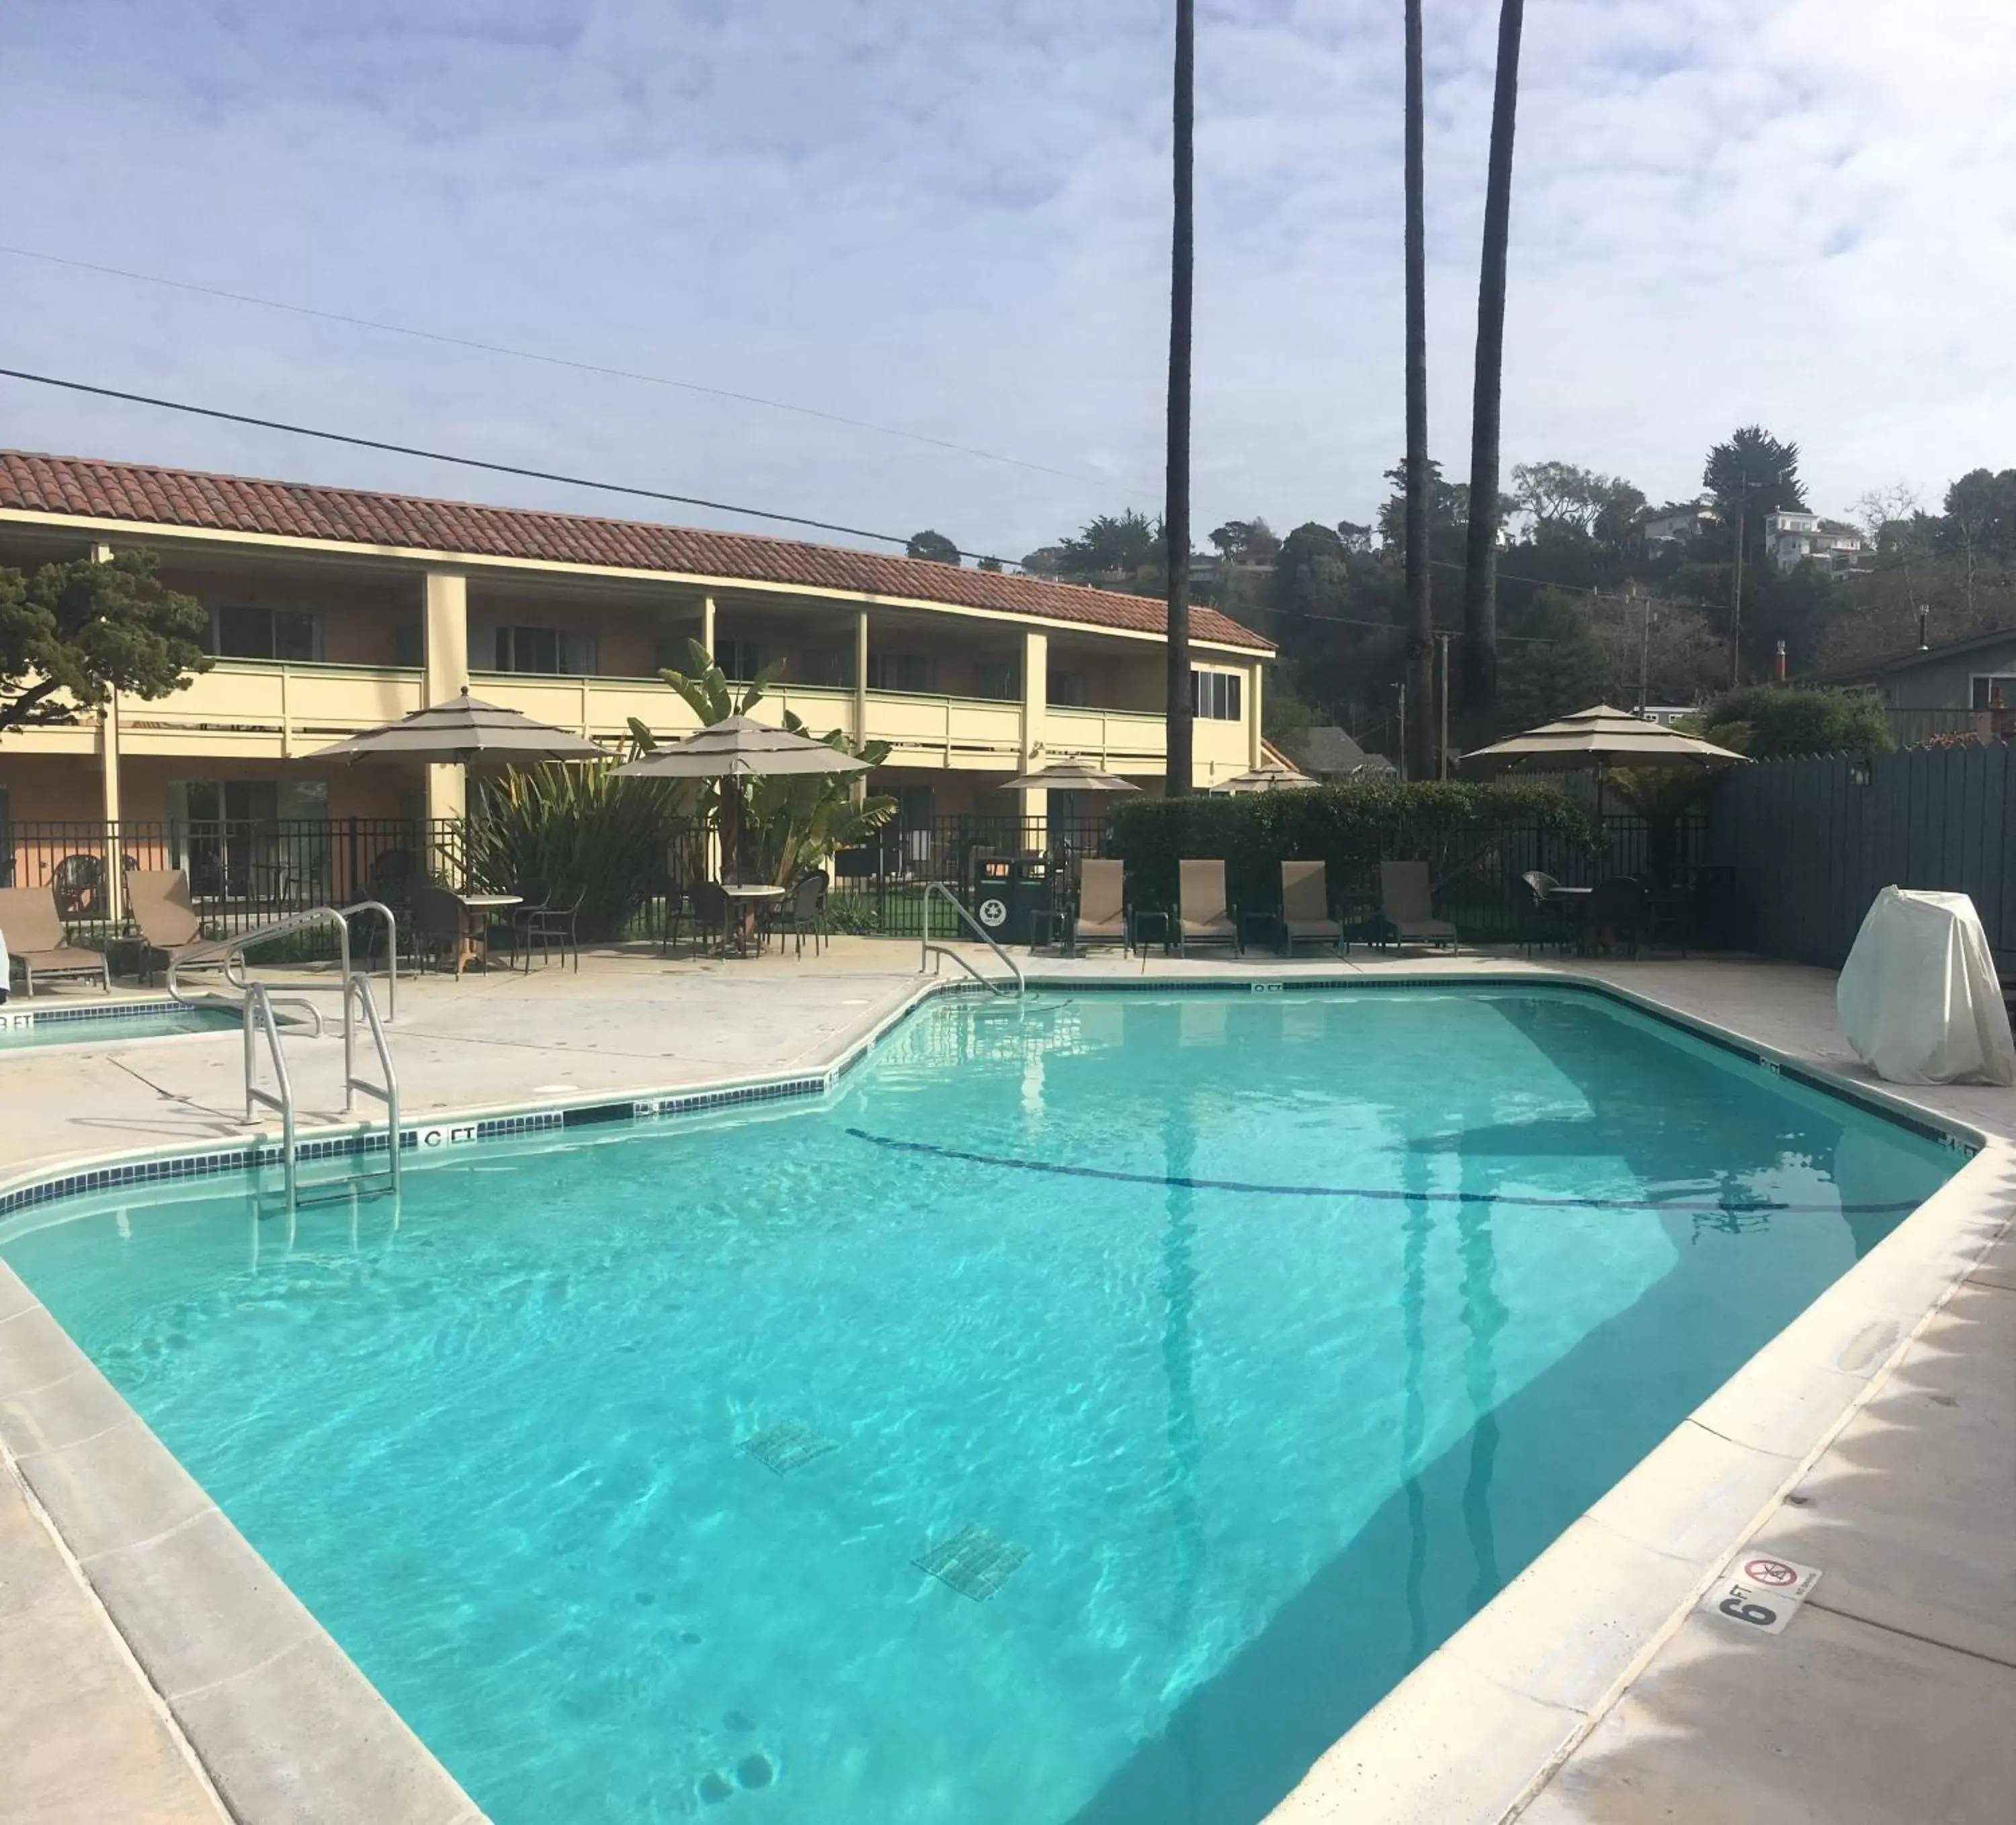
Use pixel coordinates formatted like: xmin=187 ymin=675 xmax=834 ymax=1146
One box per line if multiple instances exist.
xmin=1810 ymin=625 xmax=2016 ymax=746
xmin=1765 ymin=511 xmax=1872 ymax=573
xmin=1638 ymin=501 xmax=1718 ymax=548
xmin=1304 ymin=726 xmax=1398 ymax=780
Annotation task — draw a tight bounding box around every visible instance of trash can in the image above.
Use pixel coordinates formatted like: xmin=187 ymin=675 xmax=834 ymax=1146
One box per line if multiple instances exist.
xmin=968 ymin=854 xmax=1015 ymax=940
xmin=1007 ymin=853 xmax=1052 ymax=947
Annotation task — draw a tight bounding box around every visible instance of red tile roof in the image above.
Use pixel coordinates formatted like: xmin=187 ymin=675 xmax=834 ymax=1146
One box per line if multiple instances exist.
xmin=0 ymin=450 xmax=1271 ymax=653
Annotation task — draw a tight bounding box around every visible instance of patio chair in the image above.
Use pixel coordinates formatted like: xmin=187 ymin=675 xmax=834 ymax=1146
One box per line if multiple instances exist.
xmin=770 ymin=870 xmax=829 ymax=958
xmin=1279 ymin=860 xmax=1345 ymax=956
xmin=50 ymin=853 xmax=108 ymax=921
xmin=513 ymin=886 xmax=584 ymax=972
xmin=689 ymin=880 xmax=732 ymax=958
xmin=1071 ymin=859 xmax=1130 ymax=953
xmin=1176 ymin=859 xmax=1240 ymax=956
xmin=1589 ymin=876 xmax=1648 ymax=958
xmin=126 ymin=869 xmax=221 ymax=986
xmin=368 ymin=847 xmax=417 ymax=914
xmin=407 ymin=882 xmax=464 ymax=975
xmin=0 ymin=886 xmax=112 ymax=995
xmin=1520 ymin=869 xmax=1578 ymax=957
xmin=1378 ymin=860 xmax=1458 ymax=950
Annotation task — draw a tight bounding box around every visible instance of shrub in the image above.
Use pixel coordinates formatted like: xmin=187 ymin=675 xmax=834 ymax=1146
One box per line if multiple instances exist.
xmin=1108 ymin=779 xmax=1595 ymax=914
xmin=465 ymin=764 xmax=677 ymax=941
xmin=1697 ymin=685 xmax=1893 ymax=759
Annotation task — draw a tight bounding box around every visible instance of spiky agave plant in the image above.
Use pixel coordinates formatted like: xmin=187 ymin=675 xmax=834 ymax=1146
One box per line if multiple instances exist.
xmin=466 ymin=762 xmax=679 ymax=940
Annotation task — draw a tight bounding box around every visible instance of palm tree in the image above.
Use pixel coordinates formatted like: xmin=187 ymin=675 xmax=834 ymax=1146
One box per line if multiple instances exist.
xmin=1402 ymin=0 xmax=1434 ymax=781
xmin=1459 ymin=0 xmax=1527 ymax=736
xmin=1165 ymin=0 xmax=1197 ymax=797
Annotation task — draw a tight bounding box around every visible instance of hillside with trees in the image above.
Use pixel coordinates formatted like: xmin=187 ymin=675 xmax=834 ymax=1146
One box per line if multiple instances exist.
xmin=895 ymin=431 xmax=2013 ymax=762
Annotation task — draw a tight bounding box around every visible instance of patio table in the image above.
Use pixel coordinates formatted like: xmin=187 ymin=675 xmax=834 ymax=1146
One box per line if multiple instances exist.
xmin=720 ymin=883 xmax=785 ymax=956
xmin=454 ymin=894 xmax=520 ymax=976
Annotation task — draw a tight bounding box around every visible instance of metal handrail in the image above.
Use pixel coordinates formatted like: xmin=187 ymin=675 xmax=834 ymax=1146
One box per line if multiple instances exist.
xmin=336 ymin=900 xmax=398 ymax=1023
xmin=167 ymin=905 xmax=367 ymax=1036
xmin=343 ymin=974 xmax=402 ymax=1192
xmin=919 ymin=882 xmax=1025 ymax=996
xmin=242 ymin=983 xmax=298 ymax=1209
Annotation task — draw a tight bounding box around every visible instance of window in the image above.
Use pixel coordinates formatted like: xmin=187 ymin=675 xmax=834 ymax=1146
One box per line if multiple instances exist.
xmin=1046 ymin=668 xmax=1087 ymax=707
xmin=801 ymin=648 xmax=856 ymax=689
xmin=867 ymin=652 xmax=937 ymax=693
xmin=1972 ymin=673 xmax=2016 ymax=710
xmin=495 ymin=625 xmax=598 ymax=675
xmin=972 ymin=659 xmax=1020 ymax=701
xmin=216 ymin=605 xmax=321 ymax=661
xmin=715 ymin=638 xmax=765 ymax=681
xmin=1190 ymin=669 xmax=1243 ymax=721
xmin=394 ymin=622 xmax=423 ymax=667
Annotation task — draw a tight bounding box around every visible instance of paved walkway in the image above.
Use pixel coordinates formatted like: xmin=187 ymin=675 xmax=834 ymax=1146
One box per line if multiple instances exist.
xmin=1 ymin=942 xmax=2010 ymax=1824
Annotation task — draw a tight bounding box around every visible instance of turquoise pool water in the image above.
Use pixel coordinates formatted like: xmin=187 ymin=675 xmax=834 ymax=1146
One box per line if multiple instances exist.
xmin=0 ymin=1003 xmax=239 ymax=1047
xmin=0 ymin=987 xmax=1960 ymax=1824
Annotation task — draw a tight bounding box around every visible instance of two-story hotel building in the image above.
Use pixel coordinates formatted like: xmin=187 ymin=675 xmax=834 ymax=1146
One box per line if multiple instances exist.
xmin=0 ymin=452 xmax=1273 ymax=853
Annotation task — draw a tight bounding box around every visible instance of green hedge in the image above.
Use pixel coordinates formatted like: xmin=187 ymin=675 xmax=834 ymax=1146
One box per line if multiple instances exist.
xmin=1107 ymin=781 xmax=1597 ymax=915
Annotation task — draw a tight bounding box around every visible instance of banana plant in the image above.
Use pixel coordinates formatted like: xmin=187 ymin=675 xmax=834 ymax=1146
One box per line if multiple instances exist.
xmin=747 ymin=712 xmax=897 ymax=887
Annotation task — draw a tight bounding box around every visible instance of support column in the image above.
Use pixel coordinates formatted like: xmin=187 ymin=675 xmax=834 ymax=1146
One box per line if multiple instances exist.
xmin=89 ymin=545 xmax=125 ymax=919
xmin=852 ymin=611 xmax=870 ymax=745
xmin=422 ymin=569 xmax=470 ymax=825
xmin=701 ymin=595 xmax=717 ymax=663
xmin=100 ymin=686 xmax=125 ymax=921
xmin=1249 ymin=662 xmax=1265 ymax=769
xmin=1018 ymin=629 xmax=1049 ymax=827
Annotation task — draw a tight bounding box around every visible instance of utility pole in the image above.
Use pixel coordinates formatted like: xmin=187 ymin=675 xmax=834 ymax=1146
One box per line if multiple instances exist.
xmin=1729 ymin=490 xmax=1747 ymax=689
xmin=1435 ymin=632 xmax=1452 ymax=777
xmin=1396 ymin=679 xmax=1409 ymax=782
xmin=1163 ymin=0 xmax=1196 ymax=797
xmin=1637 ymin=586 xmax=1651 ymax=715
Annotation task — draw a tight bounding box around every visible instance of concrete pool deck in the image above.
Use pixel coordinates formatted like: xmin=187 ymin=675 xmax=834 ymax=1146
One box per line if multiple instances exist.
xmin=1 ymin=941 xmax=2010 ymax=1824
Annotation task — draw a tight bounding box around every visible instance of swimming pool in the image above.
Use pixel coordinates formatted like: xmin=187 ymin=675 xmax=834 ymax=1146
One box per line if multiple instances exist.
xmin=0 ymin=1001 xmax=239 ymax=1048
xmin=0 ymin=986 xmax=1962 ymax=1824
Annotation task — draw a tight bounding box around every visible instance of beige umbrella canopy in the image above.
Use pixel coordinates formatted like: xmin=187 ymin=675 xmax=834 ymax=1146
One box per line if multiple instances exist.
xmin=999 ymin=755 xmax=1142 ymax=794
xmin=308 ymin=687 xmax=605 ymax=764
xmin=1462 ymin=704 xmax=1745 ymax=774
xmin=614 ymin=714 xmax=871 ymax=884
xmin=612 ymin=714 xmax=871 ymax=781
xmin=1212 ymin=757 xmax=1317 ymax=794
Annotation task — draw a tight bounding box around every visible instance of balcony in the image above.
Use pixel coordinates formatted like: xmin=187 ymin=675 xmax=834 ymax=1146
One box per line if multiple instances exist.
xmin=84 ymin=661 xmax=1247 ymax=777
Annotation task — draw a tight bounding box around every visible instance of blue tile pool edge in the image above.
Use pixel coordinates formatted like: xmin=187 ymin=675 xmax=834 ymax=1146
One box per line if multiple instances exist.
xmin=0 ymin=970 xmax=1986 ymax=1228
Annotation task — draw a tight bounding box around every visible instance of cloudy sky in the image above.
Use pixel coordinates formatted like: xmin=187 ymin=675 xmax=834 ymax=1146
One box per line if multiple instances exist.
xmin=3 ymin=1 xmax=2013 ymax=563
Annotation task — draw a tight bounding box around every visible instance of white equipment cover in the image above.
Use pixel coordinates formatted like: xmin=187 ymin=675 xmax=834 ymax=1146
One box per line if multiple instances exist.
xmin=1837 ymin=887 xmax=2016 ymax=1087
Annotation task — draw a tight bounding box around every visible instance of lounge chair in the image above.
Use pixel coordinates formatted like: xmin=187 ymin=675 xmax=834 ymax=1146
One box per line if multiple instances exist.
xmin=1071 ymin=859 xmax=1130 ymax=953
xmin=1279 ymin=860 xmax=1345 ymax=956
xmin=1378 ymin=860 xmax=1458 ymax=950
xmin=0 ymin=886 xmax=112 ymax=995
xmin=1177 ymin=859 xmax=1241 ymax=956
xmin=126 ymin=869 xmax=220 ymax=985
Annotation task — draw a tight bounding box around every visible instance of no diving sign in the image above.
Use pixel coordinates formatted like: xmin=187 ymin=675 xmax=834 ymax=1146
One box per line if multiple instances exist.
xmin=1705 ymin=1553 xmax=1822 ymax=1636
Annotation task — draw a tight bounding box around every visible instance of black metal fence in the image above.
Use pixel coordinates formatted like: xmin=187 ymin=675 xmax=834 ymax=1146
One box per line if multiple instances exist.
xmin=1 ymin=817 xmax=466 ymax=950
xmin=1706 ymin=740 xmax=2014 ymax=970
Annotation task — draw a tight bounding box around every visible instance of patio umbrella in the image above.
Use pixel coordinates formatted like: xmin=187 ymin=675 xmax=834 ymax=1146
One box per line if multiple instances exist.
xmin=1212 ymin=757 xmax=1317 ymax=794
xmin=999 ymin=755 xmax=1142 ymax=793
xmin=614 ymin=714 xmax=870 ymax=879
xmin=613 ymin=714 xmax=872 ymax=781
xmin=307 ymin=687 xmax=606 ymax=764
xmin=1460 ymin=704 xmax=1745 ymax=775
xmin=1460 ymin=703 xmax=1745 ymax=821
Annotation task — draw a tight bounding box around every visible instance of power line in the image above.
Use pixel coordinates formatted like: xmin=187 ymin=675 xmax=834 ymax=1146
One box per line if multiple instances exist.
xmin=0 ymin=243 xmax=1102 ymax=486
xmin=0 ymin=365 xmax=1021 ymax=565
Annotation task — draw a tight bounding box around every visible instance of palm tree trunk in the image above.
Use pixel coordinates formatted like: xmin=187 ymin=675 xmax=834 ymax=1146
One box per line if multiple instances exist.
xmin=1460 ymin=0 xmax=1526 ymax=736
xmin=1403 ymin=0 xmax=1434 ymax=781
xmin=1165 ymin=0 xmax=1197 ymax=798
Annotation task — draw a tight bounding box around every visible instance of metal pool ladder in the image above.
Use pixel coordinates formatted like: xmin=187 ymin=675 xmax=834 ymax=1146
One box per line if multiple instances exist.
xmin=216 ymin=907 xmax=405 ymax=1209
xmin=919 ymin=882 xmax=1025 ymax=997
